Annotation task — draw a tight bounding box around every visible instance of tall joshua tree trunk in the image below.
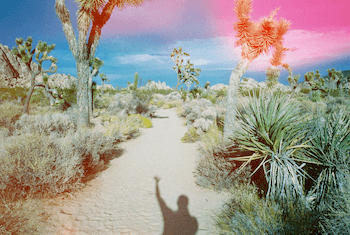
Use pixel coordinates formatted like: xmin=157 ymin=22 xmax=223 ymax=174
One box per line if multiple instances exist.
xmin=76 ymin=60 xmax=90 ymax=124
xmin=224 ymin=58 xmax=250 ymax=138
xmin=55 ymin=0 xmax=150 ymax=126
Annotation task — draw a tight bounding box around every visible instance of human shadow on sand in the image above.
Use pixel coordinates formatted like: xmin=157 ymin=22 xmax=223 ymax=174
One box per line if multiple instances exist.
xmin=154 ymin=176 xmax=198 ymax=235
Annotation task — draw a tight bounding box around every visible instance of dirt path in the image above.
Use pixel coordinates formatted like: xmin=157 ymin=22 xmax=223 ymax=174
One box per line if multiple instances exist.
xmin=43 ymin=108 xmax=230 ymax=235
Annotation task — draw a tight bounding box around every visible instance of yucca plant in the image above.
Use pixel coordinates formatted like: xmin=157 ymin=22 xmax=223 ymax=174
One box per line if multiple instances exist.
xmin=301 ymin=110 xmax=350 ymax=216
xmin=231 ymin=90 xmax=310 ymax=206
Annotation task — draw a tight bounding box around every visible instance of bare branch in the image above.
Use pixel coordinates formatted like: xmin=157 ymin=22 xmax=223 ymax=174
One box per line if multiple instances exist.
xmin=55 ymin=0 xmax=78 ymax=58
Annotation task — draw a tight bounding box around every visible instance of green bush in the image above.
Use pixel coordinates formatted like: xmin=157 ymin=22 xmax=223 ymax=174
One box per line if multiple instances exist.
xmin=129 ymin=114 xmax=152 ymax=128
xmin=0 ymin=87 xmax=28 ymax=103
xmin=57 ymin=87 xmax=77 ymax=105
xmin=29 ymin=87 xmax=50 ymax=106
xmin=181 ymin=127 xmax=200 ymax=143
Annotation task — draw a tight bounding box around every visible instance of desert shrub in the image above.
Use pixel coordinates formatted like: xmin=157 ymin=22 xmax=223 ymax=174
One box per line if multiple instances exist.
xmin=0 ymin=133 xmax=84 ymax=199
xmin=192 ymin=118 xmax=213 ymax=134
xmin=64 ymin=129 xmax=115 ymax=170
xmin=201 ymin=107 xmax=216 ymax=121
xmin=166 ymin=91 xmax=182 ymax=101
xmin=14 ymin=113 xmax=79 ymax=137
xmin=29 ymin=87 xmax=50 ymax=106
xmin=0 ymin=101 xmax=23 ymax=131
xmin=214 ymin=183 xmax=319 ymax=235
xmin=0 ymin=198 xmax=49 ymax=235
xmin=181 ymin=127 xmax=200 ymax=143
xmin=107 ymin=93 xmax=154 ymax=117
xmin=215 ymin=87 xmax=228 ymax=100
xmin=194 ymin=126 xmax=251 ymax=191
xmin=162 ymin=100 xmax=182 ymax=109
xmin=155 ymin=99 xmax=165 ymax=107
xmin=57 ymin=87 xmax=77 ymax=105
xmin=309 ymin=89 xmax=323 ymax=102
xmin=104 ymin=114 xmax=145 ymax=141
xmin=189 ymin=86 xmax=203 ymax=98
xmin=94 ymin=93 xmax=115 ymax=109
xmin=299 ymin=99 xmax=327 ymax=115
xmin=0 ymin=87 xmax=28 ymax=103
xmin=129 ymin=114 xmax=152 ymax=128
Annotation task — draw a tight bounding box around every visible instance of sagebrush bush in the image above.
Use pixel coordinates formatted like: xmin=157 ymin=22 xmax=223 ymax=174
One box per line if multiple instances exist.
xmin=0 ymin=101 xmax=23 ymax=131
xmin=64 ymin=129 xmax=115 ymax=170
xmin=14 ymin=113 xmax=79 ymax=137
xmin=107 ymin=93 xmax=154 ymax=117
xmin=0 ymin=123 xmax=116 ymax=200
xmin=103 ymin=114 xmax=145 ymax=141
xmin=94 ymin=93 xmax=114 ymax=109
xmin=194 ymin=126 xmax=251 ymax=191
xmin=0 ymin=198 xmax=49 ymax=235
xmin=0 ymin=133 xmax=84 ymax=199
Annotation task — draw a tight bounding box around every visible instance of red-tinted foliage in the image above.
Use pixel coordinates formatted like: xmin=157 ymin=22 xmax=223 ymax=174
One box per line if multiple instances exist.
xmin=233 ymin=0 xmax=291 ymax=64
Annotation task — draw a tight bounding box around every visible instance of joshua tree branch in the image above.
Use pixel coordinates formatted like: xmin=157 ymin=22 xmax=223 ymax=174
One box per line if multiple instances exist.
xmin=55 ymin=0 xmax=78 ymax=58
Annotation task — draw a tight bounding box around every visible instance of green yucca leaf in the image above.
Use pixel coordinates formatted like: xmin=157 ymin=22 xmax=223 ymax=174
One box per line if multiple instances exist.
xmin=302 ymin=111 xmax=350 ymax=213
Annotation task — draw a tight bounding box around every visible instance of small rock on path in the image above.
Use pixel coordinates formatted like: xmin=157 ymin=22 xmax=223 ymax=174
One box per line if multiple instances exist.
xmin=43 ymin=108 xmax=231 ymax=235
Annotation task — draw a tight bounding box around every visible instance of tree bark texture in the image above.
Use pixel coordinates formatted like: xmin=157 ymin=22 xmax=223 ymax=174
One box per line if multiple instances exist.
xmin=76 ymin=60 xmax=90 ymax=126
xmin=175 ymin=74 xmax=181 ymax=90
xmin=23 ymin=71 xmax=38 ymax=114
xmin=223 ymin=58 xmax=251 ymax=138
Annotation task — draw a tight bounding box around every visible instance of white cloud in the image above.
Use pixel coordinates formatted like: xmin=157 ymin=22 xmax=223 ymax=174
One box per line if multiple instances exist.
xmin=191 ymin=59 xmax=210 ymax=65
xmin=116 ymin=54 xmax=167 ymax=65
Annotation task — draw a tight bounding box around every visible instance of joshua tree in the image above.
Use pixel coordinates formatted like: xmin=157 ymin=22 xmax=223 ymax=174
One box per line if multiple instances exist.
xmin=55 ymin=0 xmax=151 ymax=126
xmin=171 ymin=47 xmax=201 ymax=90
xmin=223 ymin=0 xmax=291 ymax=138
xmin=283 ymin=63 xmax=300 ymax=91
xmin=99 ymin=73 xmax=109 ymax=88
xmin=98 ymin=72 xmax=109 ymax=96
xmin=11 ymin=37 xmax=58 ymax=114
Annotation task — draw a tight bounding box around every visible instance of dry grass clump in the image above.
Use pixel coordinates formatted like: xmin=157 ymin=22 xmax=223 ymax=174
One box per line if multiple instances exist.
xmin=0 ymin=113 xmax=116 ymax=200
xmin=0 ymin=197 xmax=50 ymax=235
xmin=194 ymin=126 xmax=251 ymax=191
xmin=100 ymin=113 xmax=150 ymax=141
xmin=0 ymin=101 xmax=23 ymax=132
xmin=14 ymin=113 xmax=79 ymax=137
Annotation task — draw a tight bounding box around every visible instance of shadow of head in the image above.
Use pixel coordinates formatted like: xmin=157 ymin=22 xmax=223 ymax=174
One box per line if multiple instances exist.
xmin=177 ymin=195 xmax=188 ymax=210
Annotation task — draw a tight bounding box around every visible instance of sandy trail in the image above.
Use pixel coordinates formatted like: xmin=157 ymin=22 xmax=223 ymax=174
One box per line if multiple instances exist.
xmin=43 ymin=108 xmax=230 ymax=235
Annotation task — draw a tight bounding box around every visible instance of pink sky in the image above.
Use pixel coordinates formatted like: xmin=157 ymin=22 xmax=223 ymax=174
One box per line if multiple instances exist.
xmin=102 ymin=0 xmax=350 ymax=71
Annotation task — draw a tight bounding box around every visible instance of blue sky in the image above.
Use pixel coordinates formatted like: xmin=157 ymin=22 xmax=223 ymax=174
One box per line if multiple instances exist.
xmin=1 ymin=0 xmax=349 ymax=88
